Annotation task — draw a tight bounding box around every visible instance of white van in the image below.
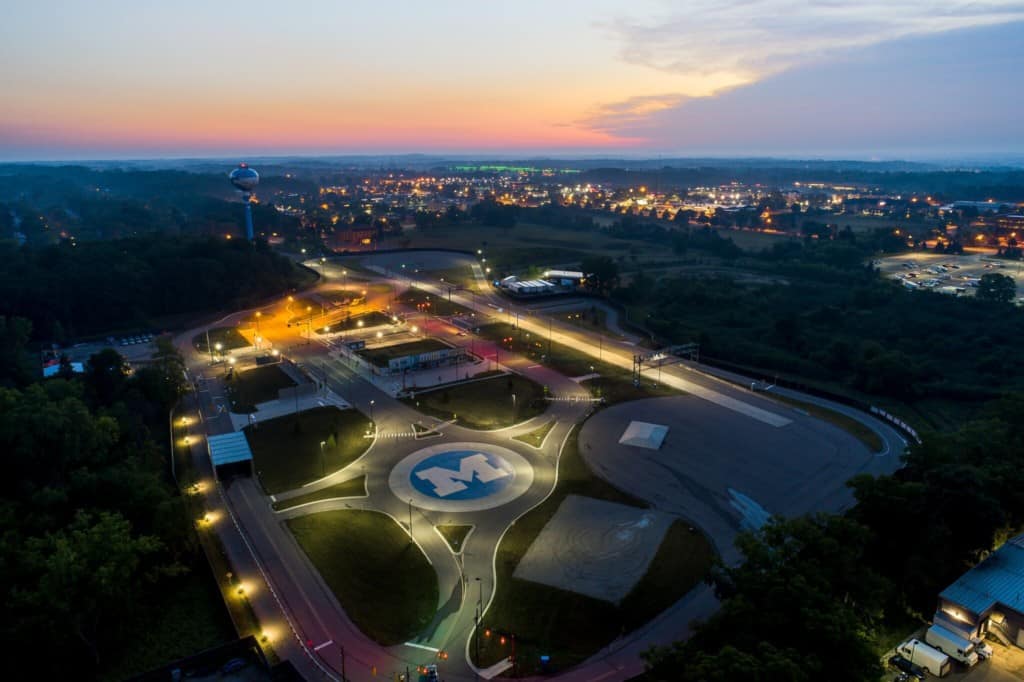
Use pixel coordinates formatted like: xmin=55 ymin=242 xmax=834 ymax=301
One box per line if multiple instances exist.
xmin=897 ymin=639 xmax=952 ymax=677
xmin=926 ymin=624 xmax=979 ymax=666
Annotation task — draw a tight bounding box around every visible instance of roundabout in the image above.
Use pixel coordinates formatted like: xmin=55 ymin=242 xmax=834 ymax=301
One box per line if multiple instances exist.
xmin=388 ymin=442 xmax=535 ymax=513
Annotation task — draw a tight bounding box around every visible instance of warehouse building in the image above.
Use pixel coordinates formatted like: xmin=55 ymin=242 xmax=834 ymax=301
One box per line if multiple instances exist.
xmin=935 ymin=534 xmax=1024 ymax=649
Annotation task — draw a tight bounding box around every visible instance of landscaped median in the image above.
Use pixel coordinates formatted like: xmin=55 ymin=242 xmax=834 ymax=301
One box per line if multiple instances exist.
xmin=472 ymin=425 xmax=714 ymax=675
xmin=436 ymin=524 xmax=473 ymax=553
xmin=359 ymin=338 xmax=452 ymax=368
xmin=193 ymin=326 xmax=249 ymax=354
xmin=245 ymin=406 xmax=372 ymax=495
xmin=473 ymin=322 xmax=681 ymax=405
xmin=225 ymin=364 xmax=297 ymax=413
xmin=513 ymin=420 xmax=556 ymax=448
xmin=286 ymin=510 xmax=438 ymax=645
xmin=271 ymin=477 xmax=366 ymax=511
xmin=403 ymin=373 xmax=547 ymax=429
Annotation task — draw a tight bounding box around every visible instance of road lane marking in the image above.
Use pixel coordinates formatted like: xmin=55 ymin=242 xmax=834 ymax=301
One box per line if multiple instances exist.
xmin=313 ymin=639 xmax=334 ymax=651
xmin=402 ymin=641 xmax=439 ymax=652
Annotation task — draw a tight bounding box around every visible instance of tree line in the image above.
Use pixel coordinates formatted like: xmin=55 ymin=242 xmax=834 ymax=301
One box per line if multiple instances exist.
xmin=642 ymin=395 xmax=1024 ymax=681
xmin=0 ymin=237 xmax=315 ymax=343
xmin=0 ymin=328 xmax=230 ymax=678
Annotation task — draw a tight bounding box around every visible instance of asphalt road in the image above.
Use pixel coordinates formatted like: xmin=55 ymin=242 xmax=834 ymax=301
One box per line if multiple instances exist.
xmin=175 ymin=252 xmax=910 ymax=682
xmin=177 ymin=287 xmax=591 ymax=681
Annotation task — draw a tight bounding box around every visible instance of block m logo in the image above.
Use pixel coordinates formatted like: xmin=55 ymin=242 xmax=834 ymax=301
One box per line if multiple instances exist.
xmin=415 ymin=453 xmax=510 ymax=497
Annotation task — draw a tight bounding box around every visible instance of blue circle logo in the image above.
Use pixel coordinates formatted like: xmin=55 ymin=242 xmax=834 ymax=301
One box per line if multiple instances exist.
xmin=410 ymin=450 xmax=515 ymax=500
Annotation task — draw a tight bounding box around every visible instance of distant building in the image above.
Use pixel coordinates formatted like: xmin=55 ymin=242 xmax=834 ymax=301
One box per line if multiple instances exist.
xmin=42 ymin=361 xmax=84 ymax=378
xmin=542 ymin=270 xmax=586 ymax=286
xmin=939 ymin=200 xmax=1015 ymax=214
xmin=500 ymin=277 xmax=557 ymax=297
xmin=935 ymin=534 xmax=1024 ymax=649
xmin=497 ymin=270 xmax=587 ymax=298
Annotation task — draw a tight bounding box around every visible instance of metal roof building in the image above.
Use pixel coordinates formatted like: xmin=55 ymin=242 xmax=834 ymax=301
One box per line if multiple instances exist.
xmin=208 ymin=432 xmax=254 ymax=478
xmin=936 ymin=534 xmax=1024 ymax=649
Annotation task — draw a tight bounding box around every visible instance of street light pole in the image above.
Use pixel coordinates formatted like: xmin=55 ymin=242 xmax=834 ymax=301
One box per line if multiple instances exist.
xmin=408 ymin=497 xmax=413 ymax=544
xmin=475 ymin=576 xmax=483 ymax=672
xmin=320 ymin=440 xmax=326 ymax=477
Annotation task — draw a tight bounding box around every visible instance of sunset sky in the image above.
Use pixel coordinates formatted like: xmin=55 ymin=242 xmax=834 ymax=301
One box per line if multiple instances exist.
xmin=2 ymin=1 xmax=1023 ymax=160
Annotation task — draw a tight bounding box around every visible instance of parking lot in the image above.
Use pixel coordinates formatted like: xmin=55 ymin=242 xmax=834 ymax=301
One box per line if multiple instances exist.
xmin=947 ymin=641 xmax=1024 ymax=681
xmin=884 ymin=641 xmax=1024 ymax=682
xmin=877 ymin=251 xmax=1024 ymax=300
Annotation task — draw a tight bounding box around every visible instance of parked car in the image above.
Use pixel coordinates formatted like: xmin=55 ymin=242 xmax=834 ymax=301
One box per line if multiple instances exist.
xmin=889 ymin=654 xmax=926 ymax=680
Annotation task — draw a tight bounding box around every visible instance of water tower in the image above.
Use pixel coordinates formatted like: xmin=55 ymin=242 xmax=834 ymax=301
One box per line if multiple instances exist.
xmin=229 ymin=163 xmax=260 ymax=242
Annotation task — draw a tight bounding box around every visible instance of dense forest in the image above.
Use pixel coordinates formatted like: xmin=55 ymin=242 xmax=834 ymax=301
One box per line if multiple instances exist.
xmin=642 ymin=396 xmax=1024 ymax=681
xmin=0 ymin=237 xmax=315 ymax=342
xmin=0 ymin=329 xmax=233 ymax=679
xmin=637 ymin=237 xmax=1023 ymax=406
xmin=527 ymin=214 xmax=1022 ymax=427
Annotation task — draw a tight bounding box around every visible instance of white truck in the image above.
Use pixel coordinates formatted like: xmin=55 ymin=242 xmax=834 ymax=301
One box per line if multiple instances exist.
xmin=971 ymin=636 xmax=994 ymax=660
xmin=896 ymin=639 xmax=952 ymax=677
xmin=926 ymin=624 xmax=980 ymax=666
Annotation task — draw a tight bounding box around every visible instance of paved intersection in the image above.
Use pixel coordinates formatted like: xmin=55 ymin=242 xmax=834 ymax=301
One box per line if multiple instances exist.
xmin=175 ymin=253 xmax=907 ymax=682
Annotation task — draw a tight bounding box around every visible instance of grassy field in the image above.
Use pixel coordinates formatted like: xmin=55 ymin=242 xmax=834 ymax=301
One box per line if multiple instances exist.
xmin=397 ymin=289 xmax=475 ymax=317
xmin=475 ymin=322 xmax=679 ymax=404
xmin=192 ymin=326 xmax=249 ymax=354
xmin=287 ymin=510 xmax=438 ymax=646
xmin=404 ymin=373 xmax=547 ymax=429
xmin=765 ymin=392 xmax=884 ymax=452
xmin=245 ymin=407 xmax=372 ymax=495
xmin=359 ymin=338 xmax=452 ymax=368
xmin=271 ymin=477 xmax=367 ymax=511
xmin=436 ymin=524 xmax=473 ymax=553
xmin=383 ymin=223 xmax=670 ymax=271
xmin=98 ymin=568 xmax=237 ymax=681
xmin=225 ymin=364 xmax=297 ymax=413
xmin=382 ymin=221 xmax=800 ymax=274
xmin=473 ymin=425 xmax=713 ymax=674
xmin=334 ymin=310 xmax=395 ymax=329
xmin=422 ymin=265 xmax=477 ymax=289
xmin=513 ymin=420 xmax=556 ymax=447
